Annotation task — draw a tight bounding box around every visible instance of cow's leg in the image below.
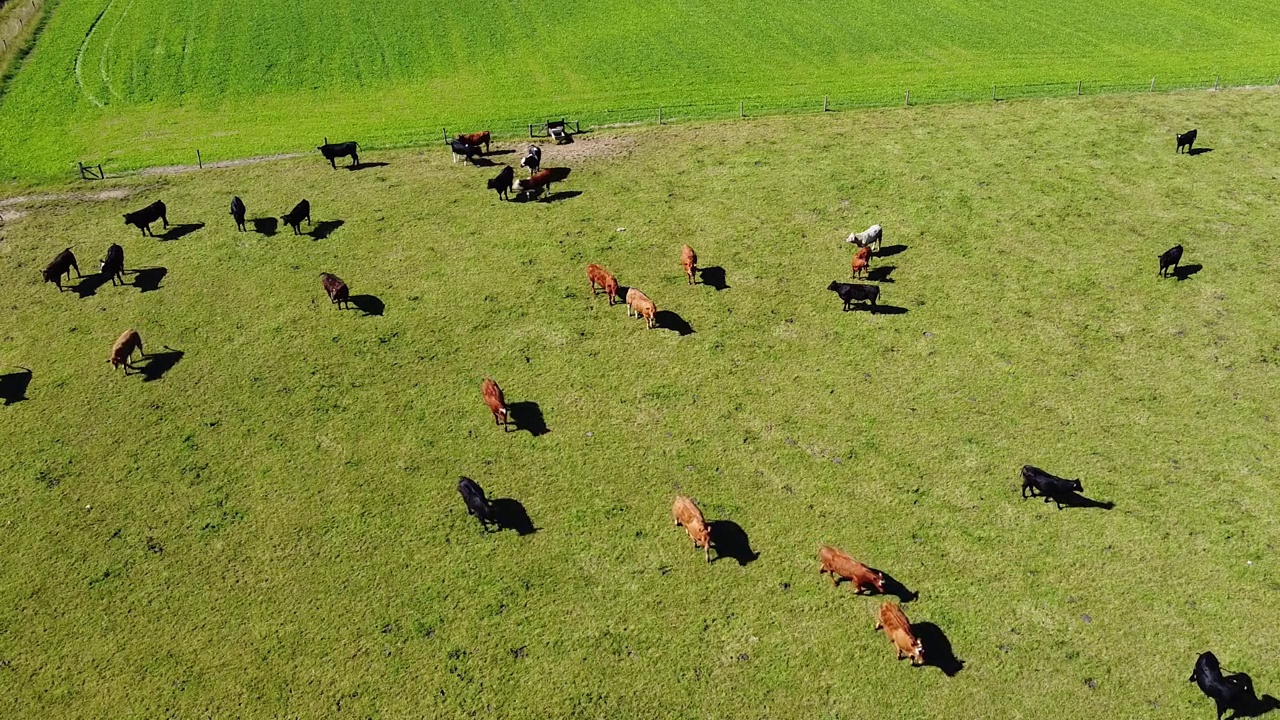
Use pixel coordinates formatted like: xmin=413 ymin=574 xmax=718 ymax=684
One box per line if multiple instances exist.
xmin=72 ymin=262 xmax=81 ymax=278
xmin=161 ymin=214 xmax=169 ymax=229
xmin=351 ymin=153 xmax=359 ymax=168
xmin=330 ymin=157 xmax=337 ymax=170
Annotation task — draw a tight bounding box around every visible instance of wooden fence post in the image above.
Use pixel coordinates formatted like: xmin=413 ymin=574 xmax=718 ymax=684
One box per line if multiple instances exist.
xmin=528 ymin=124 xmax=533 ymax=138
xmin=78 ymin=162 xmax=85 ymax=180
xmin=97 ymin=164 xmax=103 ymax=179
xmin=739 ymin=100 xmax=743 ymax=118
xmin=1215 ymin=75 xmax=1220 ymax=90
xmin=1150 ymin=77 xmax=1156 ymax=92
xmin=442 ymin=127 xmax=448 ymax=143
xmin=658 ymin=107 xmax=662 ymax=125
xmin=1077 ymin=80 xmax=1081 ymax=96
xmin=904 ymin=90 xmax=910 ymax=107
xmin=992 ymin=85 xmax=997 ymax=101
xmin=823 ymin=96 xmax=828 ymax=112
xmin=196 ymin=150 xmax=202 ymax=169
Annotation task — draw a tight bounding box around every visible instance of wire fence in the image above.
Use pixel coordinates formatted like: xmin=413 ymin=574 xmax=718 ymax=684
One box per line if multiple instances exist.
xmin=83 ymin=71 xmax=1280 ymax=179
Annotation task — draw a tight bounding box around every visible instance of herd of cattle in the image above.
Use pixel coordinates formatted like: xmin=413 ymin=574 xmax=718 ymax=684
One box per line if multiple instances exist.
xmin=26 ymin=126 xmax=1257 ymax=716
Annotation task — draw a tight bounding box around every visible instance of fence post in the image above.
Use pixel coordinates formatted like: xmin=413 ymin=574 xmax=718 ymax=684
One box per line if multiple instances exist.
xmin=658 ymin=107 xmax=662 ymax=125
xmin=97 ymin=164 xmax=103 ymax=179
xmin=442 ymin=127 xmax=448 ymax=143
xmin=823 ymin=96 xmax=828 ymax=112
xmin=1077 ymin=80 xmax=1081 ymax=96
xmin=78 ymin=162 xmax=85 ymax=180
xmin=1215 ymin=75 xmax=1220 ymax=90
xmin=1150 ymin=77 xmax=1155 ymax=92
xmin=992 ymin=85 xmax=997 ymax=101
xmin=739 ymin=100 xmax=743 ymax=118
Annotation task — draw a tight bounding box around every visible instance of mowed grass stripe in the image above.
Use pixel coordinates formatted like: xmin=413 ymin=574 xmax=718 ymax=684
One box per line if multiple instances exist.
xmin=1 ymin=0 xmax=1280 ymax=180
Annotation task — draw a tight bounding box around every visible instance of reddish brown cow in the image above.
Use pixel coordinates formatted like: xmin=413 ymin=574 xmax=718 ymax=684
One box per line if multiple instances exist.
xmin=626 ymin=288 xmax=657 ymax=329
xmin=851 ymin=245 xmax=871 ymax=279
xmin=108 ymin=329 xmax=144 ymax=372
xmin=672 ymin=495 xmax=712 ymax=562
xmin=455 ymin=131 xmax=491 ymax=153
xmin=586 ymin=264 xmax=619 ymax=305
xmin=876 ymin=602 xmax=925 ymax=665
xmin=819 ymin=545 xmax=886 ymax=594
xmin=681 ymin=244 xmax=698 ymax=285
xmin=480 ymin=377 xmax=509 ymax=430
xmin=320 ymin=272 xmax=349 ymax=309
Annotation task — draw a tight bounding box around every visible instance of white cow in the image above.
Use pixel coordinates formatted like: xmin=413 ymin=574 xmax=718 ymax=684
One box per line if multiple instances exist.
xmin=845 ymin=224 xmax=883 ymax=252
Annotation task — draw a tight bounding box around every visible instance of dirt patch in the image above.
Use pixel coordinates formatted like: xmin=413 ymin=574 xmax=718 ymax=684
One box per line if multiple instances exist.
xmin=536 ymin=136 xmax=634 ymax=162
xmin=0 ymin=187 xmax=136 ymax=207
xmin=0 ymin=209 xmax=28 ymax=222
xmin=139 ymin=153 xmax=303 ymax=176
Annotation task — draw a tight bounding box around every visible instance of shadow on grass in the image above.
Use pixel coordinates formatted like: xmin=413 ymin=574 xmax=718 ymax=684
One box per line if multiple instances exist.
xmin=1175 ymin=264 xmax=1203 ymax=281
xmin=914 ymin=622 xmax=964 ymax=676
xmin=491 ymin=498 xmax=536 ymax=535
xmin=711 ymin=520 xmax=758 ymax=566
xmin=133 ymin=267 xmax=167 ymax=293
xmin=348 ymin=162 xmax=390 ymax=171
xmin=878 ymin=570 xmax=918 ymax=603
xmin=0 ymin=367 xmax=32 ymax=405
xmin=867 ymin=265 xmax=896 ymax=283
xmin=250 ymin=217 xmax=278 ymax=236
xmin=71 ymin=272 xmax=111 ymax=298
xmin=309 ymin=220 xmax=344 ymax=240
xmin=350 ymin=295 xmax=384 ymax=316
xmin=876 ymin=244 xmax=908 ymax=257
xmin=656 ymin=309 xmax=694 ymax=335
xmin=699 ymin=266 xmax=729 ymax=290
xmin=846 ymin=303 xmax=909 ymax=315
xmin=508 ymin=401 xmax=548 ymax=436
xmin=1188 ymin=147 xmax=1214 ymax=156
xmin=136 ymin=349 xmax=184 ymax=381
xmin=157 ymin=223 xmax=204 ymax=241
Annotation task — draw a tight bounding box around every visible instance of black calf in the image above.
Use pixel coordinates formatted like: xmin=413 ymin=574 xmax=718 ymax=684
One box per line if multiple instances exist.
xmin=230 ymin=196 xmax=246 ymax=232
xmin=1177 ymin=129 xmax=1198 ymax=154
xmin=100 ymin=244 xmax=125 ymax=286
xmin=827 ymin=281 xmax=879 ymax=310
xmin=42 ymin=248 xmax=79 ymax=290
xmin=318 ymin=138 xmax=359 ymax=169
xmin=457 ymin=477 xmax=496 ymax=530
xmin=281 ymin=199 xmax=312 ymax=235
xmin=488 ymin=165 xmax=514 ymax=201
xmin=1159 ymin=245 xmax=1184 ymax=278
xmin=123 ymin=200 xmax=168 ymax=236
xmin=1190 ymin=651 xmax=1256 ymax=720
xmin=1020 ymin=465 xmax=1083 ymax=509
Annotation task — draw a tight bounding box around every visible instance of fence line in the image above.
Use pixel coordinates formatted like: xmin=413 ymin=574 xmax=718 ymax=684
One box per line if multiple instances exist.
xmin=77 ymin=72 xmax=1280 ymax=179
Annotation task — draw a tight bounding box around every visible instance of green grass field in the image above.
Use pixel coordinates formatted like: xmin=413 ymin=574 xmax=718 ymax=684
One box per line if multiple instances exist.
xmin=3 ymin=89 xmax=1280 ymax=718
xmin=1 ymin=0 xmax=1280 ymax=181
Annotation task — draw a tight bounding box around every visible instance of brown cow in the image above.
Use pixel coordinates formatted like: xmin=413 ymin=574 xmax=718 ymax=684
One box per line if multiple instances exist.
xmin=320 ymin=272 xmax=349 ymax=309
xmin=681 ymin=244 xmax=698 ymax=285
xmin=876 ymin=602 xmax=925 ymax=665
xmin=456 ymin=131 xmax=491 ymax=153
xmin=672 ymin=495 xmax=712 ymax=562
xmin=626 ymin=288 xmax=657 ymax=329
xmin=480 ymin=377 xmax=509 ymax=430
xmin=819 ymin=545 xmax=886 ymax=594
xmin=586 ymin=264 xmax=619 ymax=305
xmin=851 ymin=246 xmax=871 ymax=279
xmin=108 ymin=329 xmax=144 ymax=372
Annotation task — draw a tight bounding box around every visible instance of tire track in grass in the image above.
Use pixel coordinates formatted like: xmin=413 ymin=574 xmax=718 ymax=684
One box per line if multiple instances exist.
xmin=74 ymin=0 xmax=115 ymax=107
xmin=98 ymin=0 xmax=136 ymax=101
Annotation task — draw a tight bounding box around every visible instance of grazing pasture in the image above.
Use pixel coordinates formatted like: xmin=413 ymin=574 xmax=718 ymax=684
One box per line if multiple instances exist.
xmin=2 ymin=91 xmax=1280 ymax=718
xmin=2 ymin=0 xmax=1280 ymax=180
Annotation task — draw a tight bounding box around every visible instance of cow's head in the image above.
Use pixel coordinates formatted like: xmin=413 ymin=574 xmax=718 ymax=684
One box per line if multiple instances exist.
xmin=871 ymin=571 xmax=886 ymax=593
xmin=908 ymin=638 xmax=925 ymax=665
xmin=1070 ymin=479 xmax=1083 ymax=492
xmin=122 ymin=214 xmax=130 ymax=224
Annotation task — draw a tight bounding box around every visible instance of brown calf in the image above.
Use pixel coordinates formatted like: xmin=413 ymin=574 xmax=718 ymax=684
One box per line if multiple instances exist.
xmin=586 ymin=264 xmax=619 ymax=305
xmin=626 ymin=288 xmax=657 ymax=329
xmin=320 ymin=272 xmax=349 ymax=309
xmin=456 ymin=131 xmax=491 ymax=153
xmin=819 ymin=545 xmax=886 ymax=594
xmin=851 ymin=246 xmax=871 ymax=279
xmin=876 ymin=602 xmax=925 ymax=665
xmin=681 ymin=244 xmax=698 ymax=285
xmin=109 ymin=329 xmax=144 ymax=372
xmin=672 ymin=495 xmax=712 ymax=562
xmin=480 ymin=377 xmax=509 ymax=430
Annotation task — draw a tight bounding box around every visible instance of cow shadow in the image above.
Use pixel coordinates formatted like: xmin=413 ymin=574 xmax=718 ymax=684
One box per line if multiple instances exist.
xmin=157 ymin=223 xmax=204 ymax=242
xmin=914 ymin=622 xmax=964 ymax=676
xmin=350 ymin=295 xmax=384 ymax=316
xmin=867 ymin=266 xmax=896 ymax=283
xmin=699 ymin=266 xmax=729 ymax=290
xmin=508 ymin=401 xmax=549 ymax=436
xmin=1049 ymin=491 xmax=1115 ymax=510
xmin=1188 ymin=148 xmax=1214 ymax=156
xmin=876 ymin=244 xmax=908 ymax=257
xmin=0 ymin=367 xmax=32 ymax=405
xmin=1175 ymin=264 xmax=1203 ymax=281
xmin=133 ymin=267 xmax=167 ymax=293
xmin=347 ymin=162 xmax=389 ymax=171
xmin=491 ymin=498 xmax=536 ymax=535
xmin=469 ymin=157 xmax=498 ymax=168
xmin=849 ymin=304 xmax=909 ymax=315
xmin=542 ymin=190 xmax=582 ymax=204
xmin=1228 ymin=692 xmax=1280 ymax=719
xmin=877 ymin=570 xmax=919 ymax=603
xmin=71 ymin=272 xmax=112 ymax=298
xmin=655 ymin=310 xmax=694 ymax=335
xmin=486 ymin=149 xmax=517 ymax=157
xmin=309 ymin=220 xmax=344 ymax=240
xmin=135 ymin=348 xmax=184 ymax=382
xmin=711 ymin=520 xmax=758 ymax=566
xmin=250 ymin=217 xmax=278 ymax=236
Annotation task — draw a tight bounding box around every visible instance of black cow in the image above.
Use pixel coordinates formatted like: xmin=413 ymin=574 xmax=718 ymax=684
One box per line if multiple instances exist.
xmin=1020 ymin=465 xmax=1083 ymax=509
xmin=488 ymin=166 xmax=514 ymax=201
xmin=230 ymin=196 xmax=246 ymax=232
xmin=520 ymin=145 xmax=542 ymax=174
xmin=318 ymin=138 xmax=359 ymax=169
xmin=827 ymin=281 xmax=879 ymax=310
xmin=281 ymin=199 xmax=311 ymax=235
xmin=450 ymin=139 xmax=482 ymax=165
xmin=42 ymin=248 xmax=79 ymax=290
xmin=457 ymin=477 xmax=496 ymax=530
xmin=1159 ymin=244 xmax=1184 ymax=278
xmin=1177 ymin=129 xmax=1198 ymax=154
xmin=123 ymin=201 xmax=168 ymax=236
xmin=1190 ymin=652 xmax=1255 ymax=720
xmin=100 ymin=244 xmax=125 ymax=286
